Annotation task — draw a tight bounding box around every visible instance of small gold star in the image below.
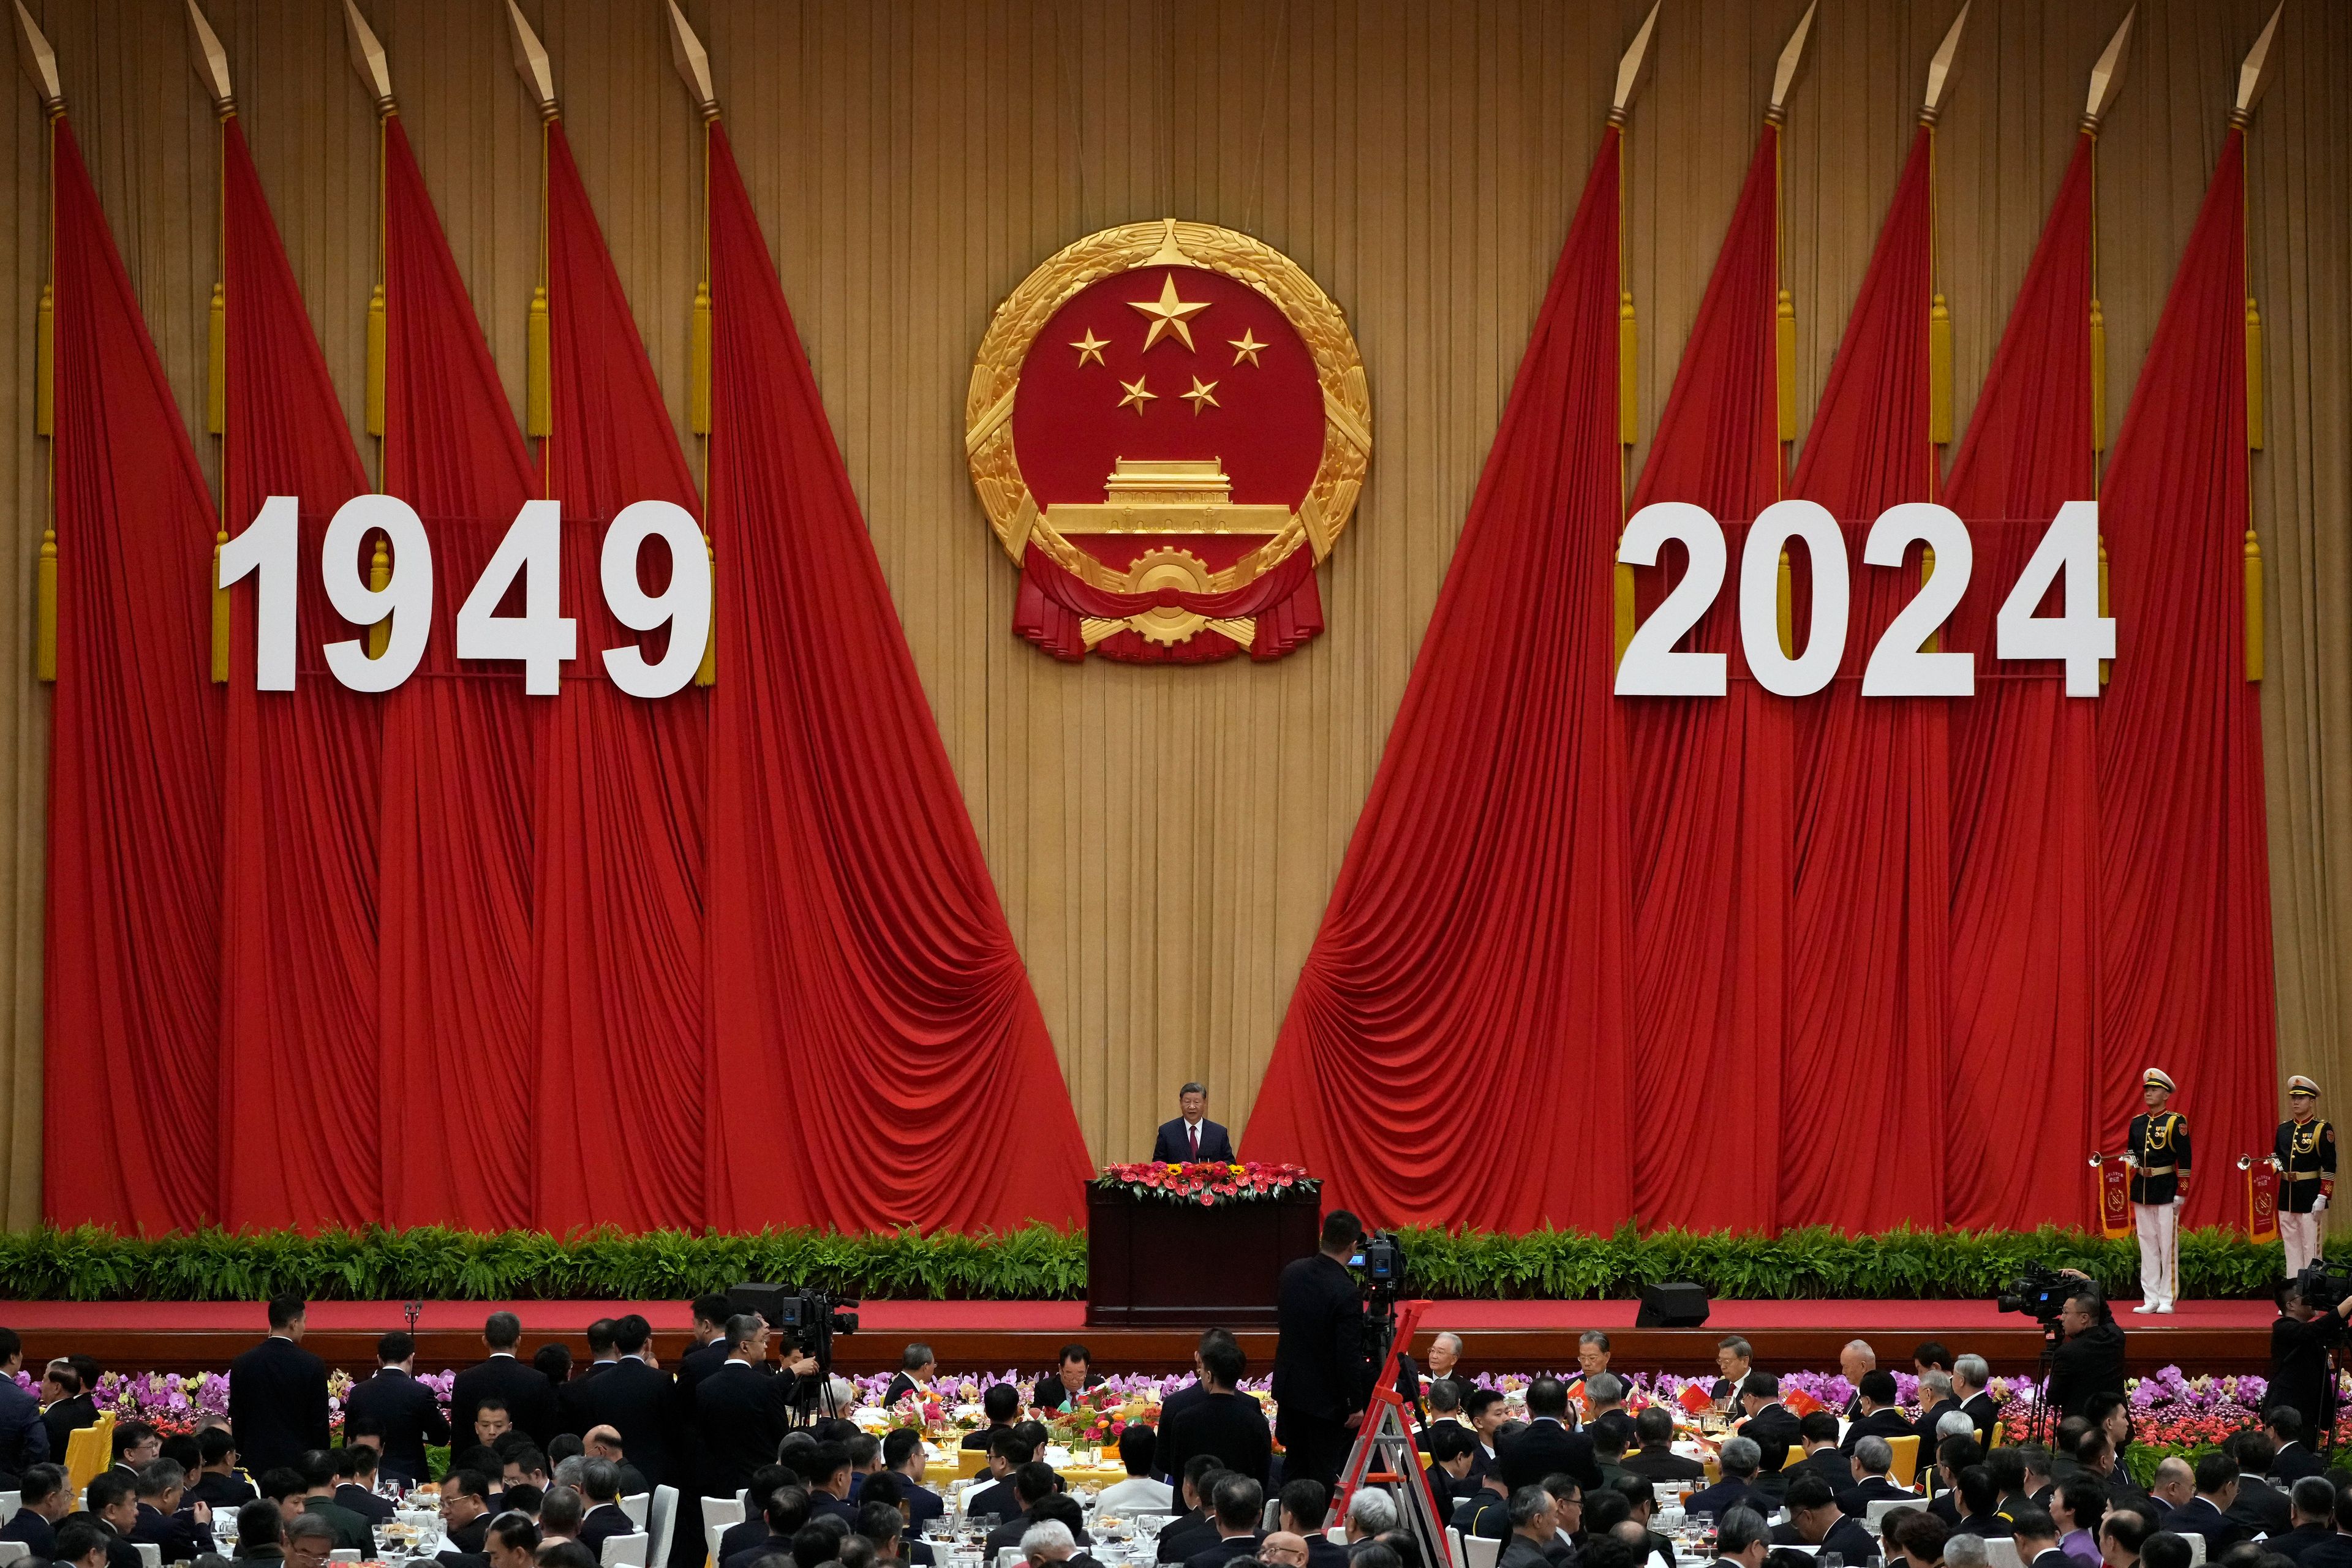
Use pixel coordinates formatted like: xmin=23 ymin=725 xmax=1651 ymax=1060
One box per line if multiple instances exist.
xmin=1117 ymin=375 xmax=1157 ymax=415
xmin=1128 ymin=273 xmax=1212 ymax=353
xmin=1182 ymin=376 xmax=1220 ymax=415
xmin=1229 ymin=329 xmax=1267 ymax=367
xmin=1069 ymin=328 xmax=1109 ymax=368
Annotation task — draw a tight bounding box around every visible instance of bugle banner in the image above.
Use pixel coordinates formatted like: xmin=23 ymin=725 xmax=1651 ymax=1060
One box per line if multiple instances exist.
xmin=2090 ymin=1153 xmax=2132 ymax=1238
xmin=2241 ymin=1153 xmax=2281 ymax=1243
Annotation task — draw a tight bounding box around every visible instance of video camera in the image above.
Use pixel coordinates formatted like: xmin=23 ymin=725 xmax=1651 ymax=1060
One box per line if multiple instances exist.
xmin=1996 ymin=1263 xmax=2078 ymax=1323
xmin=729 ymin=1283 xmax=862 ymax=1368
xmin=1349 ymin=1232 xmax=1404 ymax=1287
xmin=2296 ymin=1257 xmax=2352 ymax=1311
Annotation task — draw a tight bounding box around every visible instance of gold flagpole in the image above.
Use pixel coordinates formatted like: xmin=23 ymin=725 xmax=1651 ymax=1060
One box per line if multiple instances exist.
xmin=2082 ymin=8 xmax=2135 ymax=687
xmin=669 ymin=0 xmax=720 ymax=688
xmin=2234 ymin=4 xmax=2282 ymax=682
xmin=345 ymin=1 xmax=397 ymax=657
xmin=507 ymin=0 xmax=558 ymax=463
xmin=188 ymin=0 xmax=236 ymax=684
xmin=17 ymin=0 xmax=62 ymax=683
xmin=1768 ymin=4 xmax=1813 ymax=657
xmin=1609 ymin=2 xmax=1658 ymax=671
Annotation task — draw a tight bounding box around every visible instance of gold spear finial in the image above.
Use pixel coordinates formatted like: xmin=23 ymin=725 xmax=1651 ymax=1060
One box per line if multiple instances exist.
xmin=2082 ymin=8 xmax=2133 ymax=132
xmin=2232 ymin=2 xmax=2283 ymax=126
xmin=1921 ymin=1 xmax=1970 ymax=124
xmin=1767 ymin=1 xmax=1816 ymax=125
xmin=667 ymin=0 xmax=717 ymax=122
xmin=186 ymin=0 xmax=233 ymax=116
xmin=505 ymin=0 xmax=556 ymax=121
xmin=13 ymin=0 xmax=61 ymax=115
xmin=1610 ymin=0 xmax=1660 ymax=126
xmin=343 ymin=0 xmax=393 ymax=117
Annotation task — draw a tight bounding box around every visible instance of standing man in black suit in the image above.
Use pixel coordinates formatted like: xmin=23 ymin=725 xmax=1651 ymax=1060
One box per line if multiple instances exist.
xmin=344 ymin=1332 xmax=451 ymax=1488
xmin=696 ymin=1315 xmax=792 ymax=1501
xmin=668 ymin=1295 xmax=736 ymax=1568
xmin=1151 ymin=1084 xmax=1236 ymax=1164
xmin=0 ymin=1328 xmax=49 ymax=1478
xmin=452 ymin=1313 xmax=560 ymax=1451
xmin=1497 ymin=1378 xmax=1601 ymax=1492
xmin=39 ymin=1360 xmax=96 ymax=1467
xmin=1272 ymin=1210 xmax=1373 ymax=1491
xmin=228 ymin=1298 xmax=330 ymax=1477
xmin=1157 ymin=1338 xmax=1271 ymax=1486
xmin=576 ymin=1315 xmax=677 ymax=1488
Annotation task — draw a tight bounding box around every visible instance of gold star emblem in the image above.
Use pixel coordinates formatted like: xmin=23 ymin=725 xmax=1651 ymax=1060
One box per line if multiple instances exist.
xmin=1069 ymin=328 xmax=1109 ymax=368
xmin=1117 ymin=375 xmax=1157 ymax=415
xmin=1229 ymin=329 xmax=1267 ymax=367
xmin=1182 ymin=377 xmax=1220 ymax=415
xmin=1128 ymin=273 xmax=1211 ymax=353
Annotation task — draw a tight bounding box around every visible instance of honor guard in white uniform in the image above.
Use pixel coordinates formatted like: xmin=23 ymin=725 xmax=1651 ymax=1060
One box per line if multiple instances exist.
xmin=2275 ymin=1075 xmax=2336 ymax=1277
xmin=2126 ymin=1068 xmax=2190 ymax=1313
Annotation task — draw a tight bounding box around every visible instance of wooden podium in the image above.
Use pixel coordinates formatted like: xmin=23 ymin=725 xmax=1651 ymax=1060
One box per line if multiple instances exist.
xmin=1084 ymin=1181 xmax=1322 ymax=1326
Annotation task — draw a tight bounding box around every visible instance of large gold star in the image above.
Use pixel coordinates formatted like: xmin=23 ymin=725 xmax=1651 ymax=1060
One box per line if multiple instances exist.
xmin=1128 ymin=273 xmax=1211 ymax=353
xmin=1228 ymin=329 xmax=1267 ymax=367
xmin=1182 ymin=376 xmax=1220 ymax=415
xmin=1117 ymin=375 xmax=1157 ymax=415
xmin=1069 ymin=328 xmax=1109 ymax=368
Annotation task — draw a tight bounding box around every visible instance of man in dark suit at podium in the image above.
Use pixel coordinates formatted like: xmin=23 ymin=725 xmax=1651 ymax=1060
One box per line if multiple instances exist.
xmin=1152 ymin=1084 xmax=1236 ymax=1163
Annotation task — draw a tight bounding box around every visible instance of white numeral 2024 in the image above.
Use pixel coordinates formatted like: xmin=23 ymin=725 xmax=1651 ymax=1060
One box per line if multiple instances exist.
xmin=1615 ymin=499 xmax=2113 ymax=699
xmin=218 ymin=494 xmax=710 ymax=699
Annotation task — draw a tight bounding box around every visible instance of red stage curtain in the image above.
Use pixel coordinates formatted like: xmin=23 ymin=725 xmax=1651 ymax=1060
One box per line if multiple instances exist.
xmin=1243 ymin=132 xmax=1631 ymax=1230
xmin=528 ymin=124 xmax=707 ymax=1232
xmin=701 ymin=125 xmax=1092 ymax=1232
xmin=217 ymin=119 xmax=382 ymax=1228
xmin=2096 ymin=129 xmax=2275 ymax=1226
xmin=1939 ymin=137 xmax=2098 ymax=1228
xmin=1621 ymin=127 xmax=1789 ymax=1232
xmin=1782 ymin=129 xmax=1947 ymax=1230
xmin=376 ymin=118 xmax=541 ymax=1231
xmin=41 ymin=119 xmax=223 ymax=1232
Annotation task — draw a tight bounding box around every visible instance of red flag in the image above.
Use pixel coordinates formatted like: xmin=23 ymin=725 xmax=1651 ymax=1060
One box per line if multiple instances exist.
xmin=1938 ymin=138 xmax=2098 ymax=1229
xmin=2245 ymin=1158 xmax=2281 ymax=1243
xmin=42 ymin=118 xmax=223 ymax=1230
xmin=701 ymin=124 xmax=1090 ymax=1231
xmin=1623 ymin=125 xmax=1790 ymax=1233
xmin=529 ymin=123 xmax=707 ymax=1231
xmin=1782 ymin=129 xmax=1947 ymax=1231
xmin=216 ymin=117 xmax=383 ymax=1229
xmin=376 ymin=117 xmax=541 ymax=1231
xmin=1245 ymin=131 xmax=1632 ymax=1230
xmin=2094 ymin=1156 xmax=2132 ymax=1238
xmin=2097 ymin=128 xmax=2277 ymax=1229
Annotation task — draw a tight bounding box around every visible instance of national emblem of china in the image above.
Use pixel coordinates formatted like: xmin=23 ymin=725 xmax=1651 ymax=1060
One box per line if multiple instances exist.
xmin=966 ymin=219 xmax=1371 ymax=663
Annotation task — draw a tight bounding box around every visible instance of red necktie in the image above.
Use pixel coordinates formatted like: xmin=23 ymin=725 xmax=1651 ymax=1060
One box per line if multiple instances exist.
xmin=1189 ymin=1123 xmax=1199 ymax=1158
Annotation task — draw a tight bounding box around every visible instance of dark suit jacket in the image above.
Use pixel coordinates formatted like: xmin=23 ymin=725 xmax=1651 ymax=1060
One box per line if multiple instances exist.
xmin=227 ymin=1336 xmax=331 ymax=1476
xmin=2047 ymin=1324 xmax=2128 ymax=1420
xmin=1305 ymin=1536 xmax=1348 ymax=1568
xmin=1150 ymin=1119 xmax=1235 ymax=1163
xmin=1499 ymin=1419 xmax=1602 ymax=1493
xmin=443 ymin=1514 xmax=491 ymax=1556
xmin=571 ymin=1358 xmax=677 ymax=1488
xmin=694 ymin=1362 xmax=791 ymax=1500
xmin=723 ymin=1536 xmax=796 ymax=1568
xmin=0 ymin=1509 xmax=54 ymax=1558
xmin=450 ymin=1354 xmax=561 ymax=1452
xmin=902 ymin=1482 xmax=945 ymax=1530
xmin=95 ymin=1519 xmax=141 ymax=1568
xmin=2302 ymin=1537 xmax=2352 ymax=1568
xmin=0 ymin=1376 xmax=48 ymax=1474
xmin=1182 ymin=1531 xmax=1261 ymax=1568
xmin=131 ymin=1502 xmax=214 ymax=1563
xmin=1497 ymin=1537 xmax=1551 ymax=1568
xmin=1796 ymin=1447 xmax=1856 ymax=1491
xmin=339 ymin=1483 xmax=398 ymax=1524
xmin=2230 ymin=1476 xmax=2294 ymax=1537
xmin=186 ymin=1472 xmax=257 ymax=1511
xmin=2269 ymin=1525 xmax=2336 ymax=1565
xmin=345 ymin=1367 xmax=452 ymax=1485
xmin=1740 ymin=1404 xmax=1803 ymax=1487
xmin=985 ymin=1513 xmax=1093 ymax=1556
xmin=42 ymin=1392 xmax=97 ymax=1467
xmin=718 ymin=1517 xmax=771 ymax=1562
xmin=1031 ymin=1370 xmax=1107 ymax=1414
xmin=881 ymin=1373 xmax=927 ymax=1409
xmin=1959 ymin=1392 xmax=2002 ymax=1441
xmin=579 ymin=1503 xmax=637 ymax=1558
xmin=968 ymin=1480 xmax=1022 ymax=1526
xmin=1623 ymin=1444 xmax=1705 ymax=1483
xmin=2160 ymin=1498 xmax=2247 ymax=1551
xmin=1683 ymin=1479 xmax=1762 ymax=1520
xmin=2274 ymin=1443 xmax=2327 ymax=1483
xmin=1954 ymin=1513 xmax=2015 ymax=1539
xmin=1770 ymin=1516 xmax=1877 ymax=1562
xmin=1155 ymin=1514 xmax=1217 ymax=1564
xmin=1912 ymin=1400 xmax=1962 ymax=1474
xmin=1270 ymin=1255 xmax=1370 ymax=1425
xmin=1158 ymin=1390 xmax=1272 ymax=1486
xmin=1835 ymin=1476 xmax=1914 ymax=1519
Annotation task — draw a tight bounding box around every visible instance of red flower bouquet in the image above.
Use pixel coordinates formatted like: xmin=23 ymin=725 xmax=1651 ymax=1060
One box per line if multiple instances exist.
xmin=1092 ymin=1161 xmax=1320 ymax=1208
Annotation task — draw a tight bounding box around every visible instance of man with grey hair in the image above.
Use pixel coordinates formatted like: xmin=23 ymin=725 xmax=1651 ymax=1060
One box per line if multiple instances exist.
xmin=1585 ymin=1372 xmax=1628 ymax=1422
xmin=1427 ymin=1333 xmax=1466 ymax=1385
xmin=1498 ymin=1487 xmax=1557 ymax=1568
xmin=1954 ymin=1357 xmax=1999 ymax=1438
xmin=1837 ymin=1436 xmax=1917 ymax=1517
xmin=1571 ymin=1332 xmax=1613 ymax=1391
xmin=1947 ymin=1533 xmax=1991 ymax=1568
xmin=1020 ymin=1520 xmax=1078 ymax=1567
xmin=1711 ymin=1339 xmax=1754 ymax=1411
xmin=575 ymin=1458 xmax=633 ymax=1559
xmin=1937 ymin=1412 xmax=1977 ymax=1443
xmin=1152 ymin=1085 xmax=1234 ymax=1163
xmin=1687 ymin=1437 xmax=1764 ymax=1520
xmin=537 ymin=1487 xmax=584 ymax=1547
xmin=1839 ymin=1342 xmax=1877 ymax=1420
xmin=1715 ymin=1507 xmax=1771 ymax=1568
xmin=131 ymin=1460 xmax=214 ymax=1562
xmin=283 ymin=1515 xmax=336 ymax=1568
xmin=1343 ymin=1488 xmax=1399 ymax=1540
xmin=1915 ymin=1371 xmax=1961 ymax=1479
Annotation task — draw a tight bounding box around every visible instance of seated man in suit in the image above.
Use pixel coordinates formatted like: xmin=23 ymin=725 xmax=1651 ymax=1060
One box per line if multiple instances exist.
xmin=881 ymin=1428 xmax=949 ymax=1528
xmin=86 ymin=1471 xmax=152 ymax=1568
xmin=1589 ymin=1414 xmax=1636 ymax=1488
xmin=1153 ymin=1461 xmax=1229 ymax=1566
xmin=1499 ymin=1378 xmax=1602 ymax=1491
xmin=2264 ymin=1477 xmax=2338 ymax=1567
xmin=1424 ymin=1424 xmax=1482 ymax=1523
xmin=1951 ymin=1465 xmax=2015 ymax=1538
xmin=1928 ymin=1437 xmax=1985 ymax=1526
xmin=1275 ymin=1482 xmax=1345 ymax=1568
xmin=1842 ymin=1371 xmax=1918 ymax=1456
xmin=721 ymin=1485 xmax=811 ymax=1568
xmin=1178 ymin=1474 xmax=1262 ymax=1568
xmin=1150 ymin=1084 xmax=1235 ymax=1164
xmin=883 ymin=1344 xmax=938 ymax=1412
xmin=131 ymin=1459 xmax=216 ymax=1563
xmin=1771 ymin=1476 xmax=1878 ymax=1562
xmin=437 ymin=1469 xmax=496 ymax=1558
xmin=963 ymin=1385 xmax=1024 ymax=1453
xmin=983 ymin=1465 xmax=1074 ymax=1556
xmin=1731 ymin=1375 xmax=1802 ymax=1501
xmin=339 ymin=1441 xmax=398 ymax=1525
xmin=2268 ymin=1409 xmax=2324 ymax=1483
xmin=1710 ymin=1341 xmax=1755 ymax=1414
xmin=1955 ymin=1357 xmax=2002 ymax=1444
xmin=184 ymin=1428 xmax=256 ymax=1512
xmin=1453 ymin=1457 xmax=1513 ymax=1543
xmin=53 ymin=1520 xmax=115 ymax=1568
xmin=1686 ymin=1438 xmax=1766 ymax=1523
xmin=293 ymin=1450 xmax=375 ymax=1555
xmin=2158 ymin=1453 xmax=2247 ymax=1553
xmin=1837 ymin=1436 xmax=1916 ymax=1519
xmin=1498 ymin=1485 xmax=1560 ymax=1568
xmin=1793 ymin=1412 xmax=1855 ymax=1493
xmin=575 ymin=1458 xmax=636 ymax=1559
xmin=2225 ymin=1433 xmax=2292 ymax=1537
xmin=1032 ymin=1346 xmax=1106 ymax=1416
xmin=1623 ymin=1408 xmax=1702 ymax=1485
xmin=1 ymin=1463 xmax=70 ymax=1558
xmin=969 ymin=1434 xmax=1039 ymax=1529
xmin=2011 ymin=1506 xmax=2074 ymax=1568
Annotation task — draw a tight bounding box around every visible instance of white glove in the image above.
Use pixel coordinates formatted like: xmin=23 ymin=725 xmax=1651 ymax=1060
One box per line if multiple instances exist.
xmin=2173 ymin=1197 xmax=2186 ymax=1208
xmin=2318 ymin=1194 xmax=2331 ymax=1213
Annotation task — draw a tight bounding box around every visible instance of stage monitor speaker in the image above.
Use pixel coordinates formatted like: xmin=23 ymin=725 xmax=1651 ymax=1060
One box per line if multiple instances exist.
xmin=729 ymin=1282 xmax=790 ymax=1325
xmin=1634 ymin=1281 xmax=1711 ymax=1328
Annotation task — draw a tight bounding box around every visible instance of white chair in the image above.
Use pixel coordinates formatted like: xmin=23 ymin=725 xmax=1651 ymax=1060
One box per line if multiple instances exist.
xmin=1981 ymin=1540 xmax=2021 ymax=1568
xmin=704 ymin=1496 xmax=746 ymax=1531
xmin=1446 ymin=1526 xmax=1464 ymax=1568
xmin=1463 ymin=1535 xmax=1501 ymax=1568
xmin=0 ymin=1542 xmax=31 ymax=1566
xmin=134 ymin=1546 xmax=162 ymax=1568
xmin=1866 ymin=1498 xmax=1915 ymax=1527
xmin=622 ymin=1493 xmax=651 ymax=1529
xmin=602 ymin=1533 xmax=651 ymax=1568
xmin=646 ymin=1485 xmax=679 ymax=1568
xmin=330 ymin=1553 xmax=363 ymax=1564
xmin=0 ymin=1492 xmax=18 ymax=1526
xmin=2186 ymin=1538 xmax=2207 ymax=1568
xmin=706 ymin=1524 xmax=728 ymax=1568
xmin=1327 ymin=1528 xmax=1348 ymax=1547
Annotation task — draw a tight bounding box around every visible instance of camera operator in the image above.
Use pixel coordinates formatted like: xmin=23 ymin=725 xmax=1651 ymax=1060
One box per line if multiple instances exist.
xmin=2267 ymin=1273 xmax=2352 ymax=1436
xmin=1273 ymin=1210 xmax=1377 ymax=1491
xmin=2044 ymin=1276 xmax=2126 ymax=1420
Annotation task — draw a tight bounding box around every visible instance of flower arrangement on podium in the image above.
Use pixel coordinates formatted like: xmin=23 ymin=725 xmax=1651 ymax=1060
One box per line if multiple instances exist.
xmin=1091 ymin=1161 xmax=1319 ymax=1207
